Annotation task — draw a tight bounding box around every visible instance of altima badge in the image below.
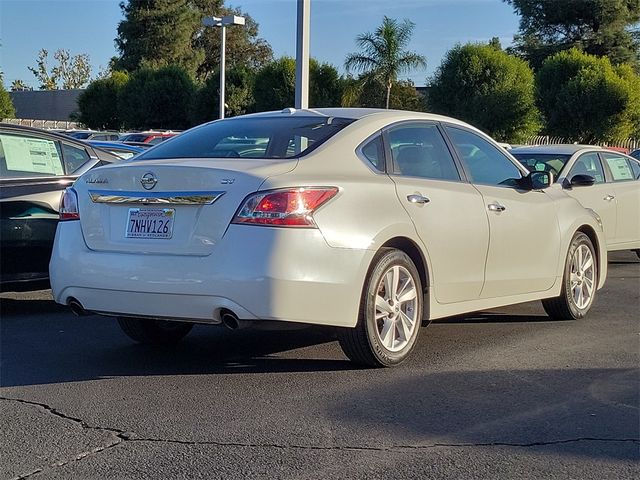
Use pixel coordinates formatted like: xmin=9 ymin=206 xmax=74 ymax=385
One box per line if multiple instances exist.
xmin=140 ymin=172 xmax=158 ymax=190
xmin=85 ymin=176 xmax=109 ymax=185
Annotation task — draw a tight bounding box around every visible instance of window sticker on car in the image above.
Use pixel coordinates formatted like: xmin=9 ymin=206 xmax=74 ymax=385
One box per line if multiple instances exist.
xmin=1 ymin=135 xmax=64 ymax=175
xmin=606 ymin=157 xmax=633 ymax=181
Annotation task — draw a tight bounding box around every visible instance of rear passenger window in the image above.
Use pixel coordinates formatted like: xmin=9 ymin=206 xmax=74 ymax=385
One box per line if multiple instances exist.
xmin=388 ymin=123 xmax=460 ymax=181
xmin=0 ymin=133 xmax=65 ymax=178
xmin=603 ymin=153 xmax=634 ymax=181
xmin=360 ymin=134 xmax=385 ymax=171
xmin=62 ymin=144 xmax=91 ymax=173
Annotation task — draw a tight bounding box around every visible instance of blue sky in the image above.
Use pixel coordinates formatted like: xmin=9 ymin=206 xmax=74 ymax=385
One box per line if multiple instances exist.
xmin=1 ymin=0 xmax=520 ymax=88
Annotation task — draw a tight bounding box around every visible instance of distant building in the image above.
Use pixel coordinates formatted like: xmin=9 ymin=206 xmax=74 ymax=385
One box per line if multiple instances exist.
xmin=9 ymin=89 xmax=84 ymax=121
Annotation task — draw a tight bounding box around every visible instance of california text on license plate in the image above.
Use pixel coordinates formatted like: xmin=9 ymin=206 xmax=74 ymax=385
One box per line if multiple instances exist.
xmin=126 ymin=208 xmax=175 ymax=239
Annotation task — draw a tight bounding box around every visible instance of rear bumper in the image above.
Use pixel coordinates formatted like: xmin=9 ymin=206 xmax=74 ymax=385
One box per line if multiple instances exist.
xmin=50 ymin=221 xmax=374 ymax=328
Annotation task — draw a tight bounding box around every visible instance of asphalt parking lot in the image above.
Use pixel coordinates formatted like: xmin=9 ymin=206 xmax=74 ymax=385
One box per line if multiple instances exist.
xmin=1 ymin=251 xmax=638 ymax=480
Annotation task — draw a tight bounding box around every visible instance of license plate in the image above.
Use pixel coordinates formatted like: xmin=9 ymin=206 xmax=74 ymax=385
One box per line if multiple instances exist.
xmin=126 ymin=208 xmax=175 ymax=239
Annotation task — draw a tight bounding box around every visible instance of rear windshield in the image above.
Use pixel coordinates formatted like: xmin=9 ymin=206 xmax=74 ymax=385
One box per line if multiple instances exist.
xmin=512 ymin=153 xmax=572 ymax=176
xmin=135 ymin=116 xmax=355 ymax=160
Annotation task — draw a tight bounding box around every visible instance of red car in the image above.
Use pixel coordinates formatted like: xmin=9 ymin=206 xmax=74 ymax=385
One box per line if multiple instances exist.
xmin=118 ymin=132 xmax=178 ymax=145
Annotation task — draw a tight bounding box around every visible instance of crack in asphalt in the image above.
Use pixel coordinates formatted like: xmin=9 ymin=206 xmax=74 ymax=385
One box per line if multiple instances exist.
xmin=1 ymin=396 xmax=128 ymax=480
xmin=3 ymin=395 xmax=639 ymax=479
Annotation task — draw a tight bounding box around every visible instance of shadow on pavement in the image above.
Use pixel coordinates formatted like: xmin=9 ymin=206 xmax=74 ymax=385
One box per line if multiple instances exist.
xmin=0 ymin=296 xmax=356 ymax=387
xmin=331 ymin=367 xmax=639 ymax=462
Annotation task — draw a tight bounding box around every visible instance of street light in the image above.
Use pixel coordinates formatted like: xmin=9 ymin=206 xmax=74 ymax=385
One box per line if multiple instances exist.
xmin=202 ymin=14 xmax=246 ymax=119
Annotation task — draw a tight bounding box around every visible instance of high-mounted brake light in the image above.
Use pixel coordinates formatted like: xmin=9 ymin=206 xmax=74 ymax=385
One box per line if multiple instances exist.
xmin=59 ymin=188 xmax=80 ymax=221
xmin=232 ymin=187 xmax=338 ymax=227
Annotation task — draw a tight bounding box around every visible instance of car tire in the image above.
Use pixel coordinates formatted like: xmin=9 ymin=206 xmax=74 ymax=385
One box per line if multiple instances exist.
xmin=117 ymin=317 xmax=193 ymax=345
xmin=542 ymin=232 xmax=597 ymax=320
xmin=338 ymin=248 xmax=423 ymax=367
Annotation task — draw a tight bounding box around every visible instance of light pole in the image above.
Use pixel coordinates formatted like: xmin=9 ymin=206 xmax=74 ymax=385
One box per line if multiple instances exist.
xmin=202 ymin=14 xmax=246 ymax=119
xmin=295 ymin=0 xmax=310 ymax=109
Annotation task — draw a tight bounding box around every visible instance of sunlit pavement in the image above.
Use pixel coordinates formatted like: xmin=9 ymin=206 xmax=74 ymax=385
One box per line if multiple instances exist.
xmin=1 ymin=252 xmax=638 ymax=479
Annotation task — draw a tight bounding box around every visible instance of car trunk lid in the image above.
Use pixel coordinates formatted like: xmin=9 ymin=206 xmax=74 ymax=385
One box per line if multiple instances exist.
xmin=75 ymin=158 xmax=296 ymax=255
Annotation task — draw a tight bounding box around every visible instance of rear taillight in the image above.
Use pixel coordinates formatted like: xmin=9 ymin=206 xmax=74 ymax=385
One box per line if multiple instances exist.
xmin=232 ymin=187 xmax=338 ymax=227
xmin=60 ymin=188 xmax=80 ymax=221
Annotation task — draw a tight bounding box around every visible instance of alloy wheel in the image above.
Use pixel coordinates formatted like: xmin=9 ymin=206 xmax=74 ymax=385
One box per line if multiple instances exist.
xmin=570 ymin=244 xmax=595 ymax=309
xmin=374 ymin=265 xmax=418 ymax=352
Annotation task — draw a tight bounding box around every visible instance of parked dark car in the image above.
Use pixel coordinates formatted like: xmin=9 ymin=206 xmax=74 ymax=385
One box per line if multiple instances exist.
xmin=0 ymin=124 xmax=120 ymax=291
xmin=87 ymin=140 xmax=146 ymax=159
xmin=630 ymin=149 xmax=640 ymax=160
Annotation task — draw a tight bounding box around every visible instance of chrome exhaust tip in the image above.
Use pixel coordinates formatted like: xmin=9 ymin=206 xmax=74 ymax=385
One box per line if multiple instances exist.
xmin=221 ymin=311 xmax=240 ymax=330
xmin=67 ymin=298 xmax=89 ymax=316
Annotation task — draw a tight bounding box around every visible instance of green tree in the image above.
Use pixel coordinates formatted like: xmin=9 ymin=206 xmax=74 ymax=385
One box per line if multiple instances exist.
xmin=191 ymin=65 xmax=256 ymax=124
xmin=10 ymin=80 xmax=32 ymax=91
xmin=342 ymin=76 xmax=426 ymax=111
xmin=536 ymin=48 xmax=640 ymax=142
xmin=115 ymin=0 xmax=204 ymax=76
xmin=119 ymin=66 xmax=196 ymax=130
xmin=77 ymin=71 xmax=129 ymax=130
xmin=0 ymin=78 xmax=16 ymax=119
xmin=253 ymin=57 xmax=346 ymax=112
xmin=428 ymin=43 xmax=541 ymax=143
xmin=115 ymin=0 xmax=272 ymax=80
xmin=345 ymin=16 xmax=426 ymax=109
xmin=28 ymin=49 xmax=92 ymax=90
xmin=253 ymin=57 xmax=296 ymax=112
xmin=505 ymin=0 xmax=640 ymax=69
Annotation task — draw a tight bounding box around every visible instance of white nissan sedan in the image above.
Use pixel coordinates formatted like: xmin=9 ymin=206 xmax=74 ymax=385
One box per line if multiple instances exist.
xmin=50 ymin=109 xmax=607 ymax=366
xmin=512 ymin=145 xmax=640 ymax=258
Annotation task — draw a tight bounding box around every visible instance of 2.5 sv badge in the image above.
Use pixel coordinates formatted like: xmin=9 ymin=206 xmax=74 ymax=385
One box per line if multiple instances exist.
xmin=140 ymin=172 xmax=158 ymax=190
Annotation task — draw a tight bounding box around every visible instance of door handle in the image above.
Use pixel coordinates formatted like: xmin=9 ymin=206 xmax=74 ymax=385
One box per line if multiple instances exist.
xmin=603 ymin=194 xmax=615 ymax=201
xmin=407 ymin=194 xmax=430 ymax=204
xmin=488 ymin=203 xmax=506 ymax=212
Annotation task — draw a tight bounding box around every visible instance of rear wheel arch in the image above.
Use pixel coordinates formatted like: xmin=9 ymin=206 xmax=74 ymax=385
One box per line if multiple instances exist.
xmin=379 ymin=236 xmax=430 ymax=293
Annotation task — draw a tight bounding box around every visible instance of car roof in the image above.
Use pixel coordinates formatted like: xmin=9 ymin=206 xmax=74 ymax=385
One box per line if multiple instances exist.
xmin=0 ymin=123 xmax=93 ymax=145
xmin=511 ymin=144 xmax=603 ymax=155
xmin=88 ymin=140 xmax=144 ymax=152
xmin=237 ymin=107 xmax=471 ymax=123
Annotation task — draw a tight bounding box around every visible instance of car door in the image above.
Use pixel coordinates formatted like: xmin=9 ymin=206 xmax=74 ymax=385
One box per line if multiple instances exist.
xmin=384 ymin=122 xmax=489 ymax=304
xmin=563 ymin=152 xmax=617 ymax=245
xmin=443 ymin=125 xmax=560 ymax=299
xmin=0 ymin=130 xmax=72 ymax=288
xmin=601 ymin=152 xmax=640 ymax=248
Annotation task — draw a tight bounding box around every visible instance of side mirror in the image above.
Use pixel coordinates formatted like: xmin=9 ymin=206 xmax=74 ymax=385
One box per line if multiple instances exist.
xmin=526 ymin=171 xmax=552 ymax=190
xmin=569 ymin=174 xmax=596 ymax=187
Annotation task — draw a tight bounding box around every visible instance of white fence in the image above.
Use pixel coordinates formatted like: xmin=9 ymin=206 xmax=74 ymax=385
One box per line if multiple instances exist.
xmin=1 ymin=118 xmax=81 ymax=129
xmin=526 ymin=135 xmax=639 ymax=151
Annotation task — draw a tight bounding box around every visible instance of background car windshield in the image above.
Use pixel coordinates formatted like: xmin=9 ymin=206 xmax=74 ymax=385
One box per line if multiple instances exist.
xmin=512 ymin=153 xmax=572 ymax=176
xmin=120 ymin=134 xmax=149 ymax=142
xmin=67 ymin=132 xmax=92 ymax=140
xmin=136 ymin=117 xmax=355 ymax=160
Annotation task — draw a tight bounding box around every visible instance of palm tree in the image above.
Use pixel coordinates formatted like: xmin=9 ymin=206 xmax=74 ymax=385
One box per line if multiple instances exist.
xmin=345 ymin=16 xmax=426 ymax=109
